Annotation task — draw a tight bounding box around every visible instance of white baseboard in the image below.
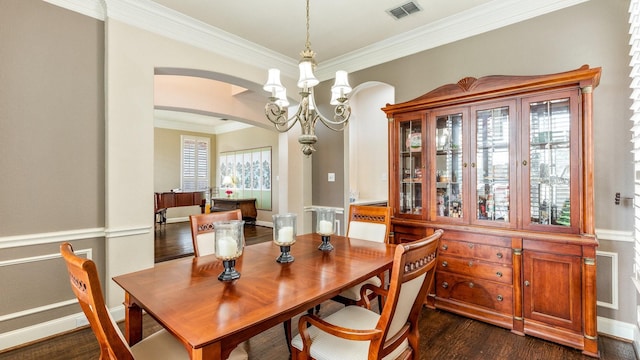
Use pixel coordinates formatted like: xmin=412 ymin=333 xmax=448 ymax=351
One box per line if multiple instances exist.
xmin=0 ymin=305 xmax=124 ymax=352
xmin=597 ymin=316 xmax=636 ymax=341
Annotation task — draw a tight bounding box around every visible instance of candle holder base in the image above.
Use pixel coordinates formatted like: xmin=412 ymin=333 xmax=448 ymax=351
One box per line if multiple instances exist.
xmin=218 ymin=259 xmax=241 ymax=281
xmin=318 ymin=235 xmax=334 ymax=251
xmin=276 ymin=245 xmax=295 ymax=263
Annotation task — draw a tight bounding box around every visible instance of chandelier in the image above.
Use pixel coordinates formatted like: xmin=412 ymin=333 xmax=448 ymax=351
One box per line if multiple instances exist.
xmin=263 ymin=0 xmax=352 ymax=156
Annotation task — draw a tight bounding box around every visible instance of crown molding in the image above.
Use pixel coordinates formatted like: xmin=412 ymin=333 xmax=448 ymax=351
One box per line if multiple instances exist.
xmin=43 ymin=0 xmax=105 ymax=19
xmin=45 ymin=0 xmax=588 ymax=82
xmin=316 ymin=0 xmax=590 ymax=79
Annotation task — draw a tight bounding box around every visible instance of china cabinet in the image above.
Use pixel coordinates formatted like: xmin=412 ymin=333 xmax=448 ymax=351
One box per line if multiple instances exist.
xmin=383 ymin=65 xmax=600 ymax=357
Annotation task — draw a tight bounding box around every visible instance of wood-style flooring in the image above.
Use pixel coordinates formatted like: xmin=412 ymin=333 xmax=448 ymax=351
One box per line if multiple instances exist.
xmin=1 ymin=222 xmax=636 ymax=360
xmin=154 ymin=221 xmax=273 ymax=263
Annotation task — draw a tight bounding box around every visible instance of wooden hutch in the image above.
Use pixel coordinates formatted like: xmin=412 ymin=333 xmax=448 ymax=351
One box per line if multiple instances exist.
xmin=382 ymin=65 xmax=601 ymax=357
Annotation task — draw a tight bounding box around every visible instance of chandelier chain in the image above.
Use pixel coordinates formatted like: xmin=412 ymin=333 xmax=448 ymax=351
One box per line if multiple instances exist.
xmin=305 ymin=0 xmax=311 ymax=52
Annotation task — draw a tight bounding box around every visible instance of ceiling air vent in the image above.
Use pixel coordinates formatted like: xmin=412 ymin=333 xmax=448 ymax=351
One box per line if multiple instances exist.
xmin=387 ymin=1 xmax=422 ymax=20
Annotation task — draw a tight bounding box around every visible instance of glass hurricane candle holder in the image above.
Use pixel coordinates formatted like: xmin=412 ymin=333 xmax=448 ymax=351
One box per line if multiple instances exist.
xmin=214 ymin=220 xmax=245 ymax=281
xmin=316 ymin=208 xmax=335 ymax=251
xmin=273 ymin=213 xmax=297 ymax=263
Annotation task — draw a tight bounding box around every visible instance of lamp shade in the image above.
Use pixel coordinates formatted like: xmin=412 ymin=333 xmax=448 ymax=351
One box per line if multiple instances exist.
xmin=264 ymin=68 xmax=284 ymax=93
xmin=331 ymin=70 xmax=352 ymax=95
xmin=297 ymin=60 xmax=319 ymax=89
xmin=222 ymin=176 xmax=234 ymax=187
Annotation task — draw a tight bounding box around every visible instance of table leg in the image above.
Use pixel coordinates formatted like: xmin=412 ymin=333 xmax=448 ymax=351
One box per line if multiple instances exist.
xmin=191 ymin=341 xmax=223 ymax=360
xmin=124 ymin=292 xmax=143 ymax=345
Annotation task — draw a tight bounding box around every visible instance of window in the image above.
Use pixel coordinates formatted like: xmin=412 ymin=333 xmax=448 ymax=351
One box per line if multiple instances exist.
xmin=181 ymin=135 xmax=210 ymax=192
xmin=219 ymin=147 xmax=272 ymax=210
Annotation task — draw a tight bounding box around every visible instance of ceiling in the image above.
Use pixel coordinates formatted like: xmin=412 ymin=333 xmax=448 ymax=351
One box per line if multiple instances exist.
xmin=117 ymin=0 xmax=588 ymax=132
xmin=147 ymin=0 xmax=586 ymax=68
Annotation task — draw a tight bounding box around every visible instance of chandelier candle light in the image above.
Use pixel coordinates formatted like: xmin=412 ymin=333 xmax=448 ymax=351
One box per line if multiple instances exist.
xmin=214 ymin=220 xmax=245 ymax=281
xmin=273 ymin=213 xmax=297 ymax=263
xmin=263 ymin=0 xmax=352 ymax=156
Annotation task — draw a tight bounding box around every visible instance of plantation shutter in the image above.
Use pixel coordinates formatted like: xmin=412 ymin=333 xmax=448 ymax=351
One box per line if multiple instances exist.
xmin=181 ymin=135 xmax=210 ymax=192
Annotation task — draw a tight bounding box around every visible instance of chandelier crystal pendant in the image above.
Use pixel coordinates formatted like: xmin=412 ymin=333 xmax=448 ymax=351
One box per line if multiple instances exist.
xmin=263 ymin=0 xmax=352 ymax=156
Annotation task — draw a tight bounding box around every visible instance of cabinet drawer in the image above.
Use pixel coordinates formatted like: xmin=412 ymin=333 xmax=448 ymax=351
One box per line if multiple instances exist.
xmin=437 ymin=255 xmax=512 ymax=284
xmin=436 ymin=272 xmax=513 ymax=314
xmin=440 ymin=239 xmax=512 ymax=264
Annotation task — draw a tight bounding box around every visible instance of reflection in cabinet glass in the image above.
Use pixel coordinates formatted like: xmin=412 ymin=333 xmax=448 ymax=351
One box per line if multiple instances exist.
xmin=528 ymin=98 xmax=571 ymax=226
xmin=400 ymin=120 xmax=423 ymax=215
xmin=476 ymin=106 xmax=510 ymax=222
xmin=436 ymin=114 xmax=463 ymax=218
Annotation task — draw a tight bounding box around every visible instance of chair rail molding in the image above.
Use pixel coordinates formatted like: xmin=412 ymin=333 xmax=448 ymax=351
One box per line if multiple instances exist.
xmin=595 ymin=228 xmax=634 ymax=242
xmin=0 ymin=228 xmax=105 ymax=249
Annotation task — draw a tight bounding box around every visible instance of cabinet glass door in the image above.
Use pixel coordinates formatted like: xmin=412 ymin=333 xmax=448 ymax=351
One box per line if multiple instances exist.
xmin=525 ymin=94 xmax=576 ymax=230
xmin=435 ymin=113 xmax=463 ymax=219
xmin=474 ymin=104 xmax=514 ymax=226
xmin=399 ymin=119 xmax=423 ymax=216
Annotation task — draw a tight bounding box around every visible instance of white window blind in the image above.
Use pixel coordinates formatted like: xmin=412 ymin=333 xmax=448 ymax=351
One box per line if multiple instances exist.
xmin=181 ymin=135 xmax=210 ymax=192
xmin=629 ymin=0 xmax=640 ymax=294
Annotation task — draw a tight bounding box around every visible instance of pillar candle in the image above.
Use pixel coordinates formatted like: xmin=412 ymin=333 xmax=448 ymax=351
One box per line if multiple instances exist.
xmin=277 ymin=226 xmax=294 ymax=244
xmin=217 ymin=237 xmax=237 ymax=258
xmin=318 ymin=220 xmax=333 ymax=235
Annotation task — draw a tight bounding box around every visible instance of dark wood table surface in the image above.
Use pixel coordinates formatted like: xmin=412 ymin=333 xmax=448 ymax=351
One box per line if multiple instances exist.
xmin=113 ymin=233 xmax=396 ymax=360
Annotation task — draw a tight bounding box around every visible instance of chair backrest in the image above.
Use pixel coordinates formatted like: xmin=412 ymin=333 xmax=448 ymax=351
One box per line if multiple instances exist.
xmin=60 ymin=242 xmax=134 ymax=360
xmin=346 ymin=205 xmax=391 ymax=243
xmin=189 ymin=209 xmax=242 ymax=257
xmin=372 ymin=229 xmax=443 ymax=359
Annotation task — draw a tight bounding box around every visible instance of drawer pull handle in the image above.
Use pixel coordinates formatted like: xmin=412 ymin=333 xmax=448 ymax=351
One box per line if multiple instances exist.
xmin=524 ymin=280 xmax=530 ymax=287
xmin=497 ymin=295 xmax=503 ymax=302
xmin=496 ymin=252 xmax=503 ymax=259
xmin=441 ymin=244 xmax=448 ymax=251
xmin=467 ymin=243 xmax=474 ymax=249
xmin=468 ymin=282 xmax=474 ymax=288
xmin=442 ymin=261 xmax=448 ymax=267
xmin=468 ymin=261 xmax=473 ymax=267
xmin=442 ymin=282 xmax=449 ymax=289
xmin=522 ymin=160 xmax=528 ymax=166
xmin=496 ymin=271 xmax=503 ymax=277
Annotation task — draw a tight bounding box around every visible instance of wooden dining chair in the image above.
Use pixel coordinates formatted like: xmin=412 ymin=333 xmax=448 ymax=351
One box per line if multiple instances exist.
xmin=189 ymin=209 xmax=242 ymax=257
xmin=332 ymin=205 xmax=391 ymax=309
xmin=290 ymin=229 xmax=443 ymax=360
xmin=60 ymin=242 xmax=248 ymax=360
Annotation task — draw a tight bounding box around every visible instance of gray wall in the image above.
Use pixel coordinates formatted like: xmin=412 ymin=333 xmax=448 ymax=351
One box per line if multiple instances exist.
xmin=0 ymin=0 xmax=105 ymax=332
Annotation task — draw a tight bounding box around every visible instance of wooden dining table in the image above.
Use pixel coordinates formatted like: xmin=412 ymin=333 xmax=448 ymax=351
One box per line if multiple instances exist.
xmin=112 ymin=233 xmax=396 ymax=360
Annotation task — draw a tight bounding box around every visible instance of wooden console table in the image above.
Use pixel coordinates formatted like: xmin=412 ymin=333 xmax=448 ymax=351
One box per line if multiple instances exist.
xmin=212 ymin=197 xmax=257 ymax=224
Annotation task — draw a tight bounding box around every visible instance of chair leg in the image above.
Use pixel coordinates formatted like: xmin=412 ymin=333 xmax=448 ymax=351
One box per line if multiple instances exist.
xmin=283 ymin=319 xmax=292 ymax=354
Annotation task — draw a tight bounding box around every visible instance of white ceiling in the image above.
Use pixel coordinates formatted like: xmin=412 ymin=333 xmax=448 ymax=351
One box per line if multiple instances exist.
xmin=147 ymin=0 xmax=587 ymax=69
xmin=150 ymin=0 xmax=496 ymax=63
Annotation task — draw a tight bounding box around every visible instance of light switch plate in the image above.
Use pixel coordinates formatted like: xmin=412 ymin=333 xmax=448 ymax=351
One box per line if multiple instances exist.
xmin=328 ymin=173 xmax=335 ymax=182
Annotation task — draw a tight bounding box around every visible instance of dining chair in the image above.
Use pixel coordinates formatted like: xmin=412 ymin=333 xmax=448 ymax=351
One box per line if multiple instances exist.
xmin=60 ymin=242 xmax=248 ymax=360
xmin=290 ymin=229 xmax=443 ymax=360
xmin=189 ymin=209 xmax=242 ymax=257
xmin=333 ymin=205 xmax=391 ymax=309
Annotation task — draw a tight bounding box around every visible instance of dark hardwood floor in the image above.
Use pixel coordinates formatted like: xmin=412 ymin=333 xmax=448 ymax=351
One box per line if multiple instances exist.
xmin=154 ymin=221 xmax=273 ymax=263
xmin=1 ymin=222 xmax=636 ymax=359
